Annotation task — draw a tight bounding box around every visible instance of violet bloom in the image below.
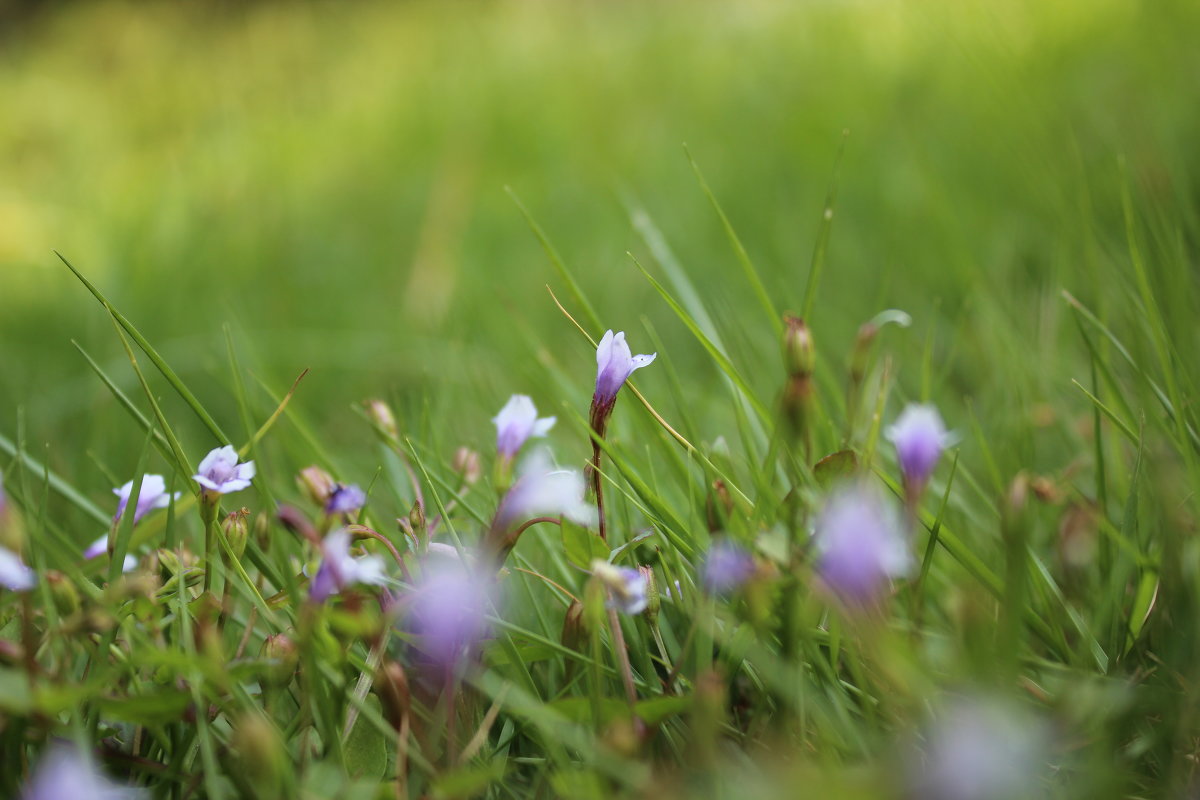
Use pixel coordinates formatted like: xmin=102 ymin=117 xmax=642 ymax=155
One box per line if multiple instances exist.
xmin=493 ymin=395 xmax=556 ymax=460
xmin=325 ymin=484 xmax=366 ymax=515
xmin=886 ymin=404 xmax=953 ymax=489
xmin=406 ymin=561 xmax=491 ymax=668
xmin=309 ymin=529 xmax=387 ymax=603
xmin=593 ymin=330 xmax=656 ymax=409
xmin=592 ymin=560 xmax=648 ymax=615
xmin=22 ymin=743 xmax=143 ymax=800
xmin=495 ymin=450 xmax=597 ymax=530
xmin=910 ymin=698 xmax=1047 ymax=800
xmin=812 ymin=485 xmax=910 ymax=605
xmin=0 ymin=545 xmax=36 ymax=591
xmin=702 ymin=540 xmax=756 ymax=595
xmin=113 ymin=474 xmax=179 ymax=525
xmin=193 ymin=446 xmax=255 ymax=496
xmin=82 ymin=535 xmax=140 ymax=572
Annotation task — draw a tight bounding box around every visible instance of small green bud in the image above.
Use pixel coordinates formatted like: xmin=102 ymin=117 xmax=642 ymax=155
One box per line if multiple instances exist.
xmin=782 ymin=314 xmax=815 ymax=378
xmin=705 ymin=479 xmax=734 ymax=533
xmin=45 ymin=570 xmax=80 ymax=616
xmin=260 ymin=633 xmax=299 ymax=688
xmin=639 ymin=566 xmax=660 ymax=623
xmin=254 ymin=511 xmax=271 ymax=551
xmin=230 ymin=713 xmax=289 ymax=798
xmin=561 ymin=599 xmax=588 ymax=653
xmin=223 ymin=508 xmax=251 ymax=560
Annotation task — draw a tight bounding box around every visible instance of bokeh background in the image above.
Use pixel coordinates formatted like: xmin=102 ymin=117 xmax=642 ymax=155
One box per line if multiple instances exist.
xmin=1 ymin=0 xmax=1197 ymax=493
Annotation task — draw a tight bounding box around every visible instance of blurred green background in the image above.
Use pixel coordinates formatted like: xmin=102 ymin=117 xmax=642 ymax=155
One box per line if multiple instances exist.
xmin=1 ymin=0 xmax=1197 ymax=493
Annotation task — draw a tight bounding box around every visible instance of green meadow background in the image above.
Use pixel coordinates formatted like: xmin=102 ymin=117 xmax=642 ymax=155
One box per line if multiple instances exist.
xmin=1 ymin=0 xmax=1197 ymax=528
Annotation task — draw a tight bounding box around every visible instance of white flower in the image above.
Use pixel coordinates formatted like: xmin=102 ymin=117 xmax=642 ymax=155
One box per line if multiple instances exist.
xmin=0 ymin=545 xmax=35 ymax=591
xmin=496 ymin=450 xmax=597 ymax=529
xmin=493 ymin=395 xmax=556 ymax=459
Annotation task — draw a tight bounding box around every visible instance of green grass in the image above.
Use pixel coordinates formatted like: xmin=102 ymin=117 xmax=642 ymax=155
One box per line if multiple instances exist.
xmin=1 ymin=0 xmax=1199 ymax=796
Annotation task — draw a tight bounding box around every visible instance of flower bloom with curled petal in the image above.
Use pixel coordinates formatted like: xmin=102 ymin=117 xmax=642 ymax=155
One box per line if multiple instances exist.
xmin=113 ymin=475 xmax=179 ymax=526
xmin=405 ymin=559 xmax=491 ymax=669
xmin=886 ymin=404 xmax=953 ymax=489
xmin=193 ymin=446 xmax=256 ymax=496
xmin=0 ymin=545 xmax=36 ymax=591
xmin=813 ymin=485 xmax=911 ymax=605
xmin=493 ymin=395 xmax=556 ymax=460
xmin=309 ymin=529 xmax=387 ymax=603
xmin=494 ymin=450 xmax=597 ymax=531
xmin=21 ymin=742 xmax=144 ymax=800
xmin=702 ymin=540 xmax=756 ymax=595
xmin=593 ymin=330 xmax=656 ymax=410
xmin=325 ymin=484 xmax=366 ymax=515
xmin=591 ymin=560 xmax=648 ymax=615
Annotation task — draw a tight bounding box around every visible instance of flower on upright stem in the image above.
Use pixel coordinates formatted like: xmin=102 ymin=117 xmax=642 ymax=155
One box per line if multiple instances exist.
xmin=587 ymin=330 xmax=655 ymax=540
xmin=113 ymin=474 xmax=179 ymax=526
xmin=21 ymin=742 xmax=145 ymax=800
xmin=886 ymin=404 xmax=952 ymax=503
xmin=812 ymin=484 xmax=911 ymax=609
xmin=0 ymin=544 xmax=36 ymax=592
xmin=486 ymin=449 xmax=596 ymax=565
xmin=492 ymin=395 xmax=555 ymax=489
xmin=194 ymin=446 xmax=255 ymax=593
xmin=308 ymin=529 xmax=387 ymax=604
xmin=404 ymin=558 xmax=491 ymax=671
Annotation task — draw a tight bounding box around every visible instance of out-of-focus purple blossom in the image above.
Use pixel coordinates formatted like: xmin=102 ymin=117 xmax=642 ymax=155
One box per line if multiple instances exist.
xmin=886 ymin=404 xmax=953 ymax=489
xmin=0 ymin=474 xmax=7 ymax=516
xmin=309 ymin=529 xmax=387 ymax=603
xmin=702 ymin=540 xmax=756 ymax=595
xmin=113 ymin=475 xmax=179 ymax=526
xmin=493 ymin=395 xmax=556 ymax=460
xmin=22 ymin=743 xmax=143 ymax=800
xmin=591 ymin=560 xmax=648 ymax=615
xmin=193 ymin=446 xmax=256 ymax=496
xmin=495 ymin=450 xmax=597 ymax=530
xmin=406 ymin=560 xmax=491 ymax=669
xmin=593 ymin=330 xmax=656 ymax=409
xmin=910 ymin=697 xmax=1047 ymax=800
xmin=813 ymin=485 xmax=910 ymax=605
xmin=0 ymin=545 xmax=35 ymax=591
xmin=84 ymin=535 xmax=139 ymax=573
xmin=325 ymin=484 xmax=366 ymax=515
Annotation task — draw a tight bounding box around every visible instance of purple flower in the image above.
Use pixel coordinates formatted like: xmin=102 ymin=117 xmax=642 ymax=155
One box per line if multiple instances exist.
xmin=113 ymin=474 xmax=179 ymax=525
xmin=0 ymin=545 xmax=36 ymax=591
xmin=910 ymin=698 xmax=1046 ymax=800
xmin=813 ymin=485 xmax=910 ymax=605
xmin=22 ymin=743 xmax=143 ymax=800
xmin=702 ymin=540 xmax=756 ymax=595
xmin=325 ymin=484 xmax=366 ymax=515
xmin=593 ymin=330 xmax=656 ymax=408
xmin=592 ymin=560 xmax=648 ymax=615
xmin=309 ymin=529 xmax=387 ymax=603
xmin=82 ymin=535 xmax=140 ymax=572
xmin=886 ymin=404 xmax=953 ymax=488
xmin=193 ymin=446 xmax=255 ymax=495
xmin=493 ymin=395 xmax=556 ymax=460
xmin=495 ymin=450 xmax=597 ymax=530
xmin=406 ymin=560 xmax=491 ymax=668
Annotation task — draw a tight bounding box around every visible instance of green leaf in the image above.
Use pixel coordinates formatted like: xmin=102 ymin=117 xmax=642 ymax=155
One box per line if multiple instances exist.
xmin=813 ymin=450 xmax=858 ymax=488
xmin=96 ymin=688 xmax=192 ymax=725
xmin=0 ymin=667 xmax=33 ymax=713
xmin=562 ymin=519 xmax=608 ymax=569
xmin=433 ymin=761 xmax=507 ymax=799
xmin=343 ymin=697 xmax=389 ymax=780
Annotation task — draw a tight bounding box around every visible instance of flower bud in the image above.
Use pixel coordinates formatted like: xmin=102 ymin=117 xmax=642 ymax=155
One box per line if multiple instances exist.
xmin=45 ymin=570 xmax=81 ymax=616
xmin=408 ymin=501 xmax=427 ymax=540
xmin=260 ymin=633 xmax=299 ymax=688
xmin=230 ymin=713 xmax=289 ymax=796
xmin=638 ymin=566 xmax=660 ymax=623
xmin=453 ymin=447 xmax=482 ymax=485
xmin=375 ymin=660 xmax=410 ymax=733
xmin=297 ymin=466 xmax=335 ymax=508
xmin=365 ymin=398 xmax=400 ymax=441
xmin=704 ymin=480 xmax=734 ymax=533
xmin=782 ymin=314 xmax=815 ymax=378
xmin=254 ymin=512 xmax=271 ymax=551
xmin=560 ymin=599 xmax=589 ymax=654
xmin=223 ymin=508 xmax=251 ymax=560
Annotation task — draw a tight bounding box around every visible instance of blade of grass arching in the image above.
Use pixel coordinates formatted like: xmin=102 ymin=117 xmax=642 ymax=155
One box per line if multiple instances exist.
xmin=0 ymin=432 xmax=109 ymax=527
xmin=1071 ymin=380 xmax=1139 ymax=445
xmin=108 ymin=316 xmax=194 ymax=480
xmin=73 ymin=342 xmax=175 ymax=464
xmin=682 ymin=145 xmax=781 ymax=337
xmin=629 ymin=254 xmax=771 ymax=427
xmin=916 ymin=450 xmax=960 ymax=589
xmin=965 ymin=399 xmax=1005 ymax=497
xmin=1071 ymin=309 xmax=1138 ymax=431
xmin=506 ymin=187 xmax=602 ymax=334
xmin=57 ymin=252 xmax=228 ymax=444
xmin=108 ymin=428 xmax=154 ymax=584
xmin=1106 ymin=431 xmax=1144 ymax=661
xmin=801 ymin=129 xmax=849 ymax=320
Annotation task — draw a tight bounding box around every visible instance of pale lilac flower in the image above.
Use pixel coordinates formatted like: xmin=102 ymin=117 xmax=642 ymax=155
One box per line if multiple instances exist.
xmin=113 ymin=474 xmax=179 ymax=525
xmin=406 ymin=560 xmax=491 ymax=668
xmin=309 ymin=529 xmax=387 ymax=603
xmin=813 ymin=485 xmax=910 ymax=605
xmin=325 ymin=484 xmax=366 ymax=515
xmin=593 ymin=330 xmax=656 ymax=409
xmin=83 ymin=536 xmax=139 ymax=573
xmin=22 ymin=743 xmax=143 ymax=800
xmin=910 ymin=698 xmax=1047 ymax=800
xmin=493 ymin=395 xmax=556 ymax=460
xmin=702 ymin=540 xmax=756 ymax=595
xmin=495 ymin=450 xmax=597 ymax=530
xmin=887 ymin=404 xmax=953 ymax=488
xmin=0 ymin=545 xmax=36 ymax=591
xmin=592 ymin=560 xmax=648 ymax=615
xmin=193 ymin=446 xmax=255 ymax=495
